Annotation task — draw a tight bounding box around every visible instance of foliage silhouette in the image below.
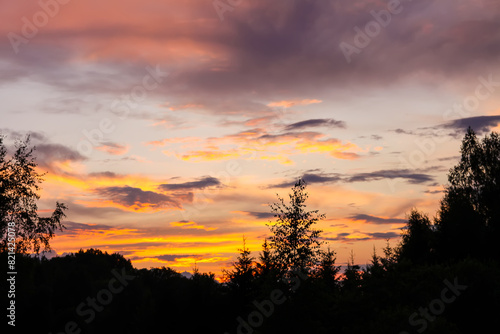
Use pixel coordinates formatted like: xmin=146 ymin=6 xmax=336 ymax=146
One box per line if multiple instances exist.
xmin=398 ymin=209 xmax=436 ymax=264
xmin=314 ymin=246 xmax=340 ymax=286
xmin=0 ymin=134 xmax=67 ymax=253
xmin=435 ymin=127 xmax=500 ymax=261
xmin=267 ymin=178 xmax=325 ymax=275
xmin=222 ymin=236 xmax=256 ymax=303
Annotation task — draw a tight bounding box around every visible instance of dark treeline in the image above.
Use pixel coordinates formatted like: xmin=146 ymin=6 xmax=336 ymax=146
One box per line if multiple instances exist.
xmin=1 ymin=128 xmax=500 ymax=334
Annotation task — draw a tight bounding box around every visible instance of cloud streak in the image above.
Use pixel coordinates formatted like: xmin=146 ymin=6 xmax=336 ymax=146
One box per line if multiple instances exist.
xmin=269 ymin=169 xmax=434 ymax=188
xmin=156 ymin=254 xmax=202 ymax=262
xmin=322 ymin=231 xmax=400 ymax=243
xmin=349 ymin=214 xmax=407 ymax=225
xmin=345 ymin=169 xmax=434 ymax=184
xmin=159 ymin=176 xmax=221 ymax=191
xmin=95 ymin=142 xmax=130 ymax=155
xmin=95 ymin=186 xmax=181 ymax=210
xmin=443 ymin=115 xmax=500 ymax=134
xmin=284 ymin=118 xmax=346 ymax=131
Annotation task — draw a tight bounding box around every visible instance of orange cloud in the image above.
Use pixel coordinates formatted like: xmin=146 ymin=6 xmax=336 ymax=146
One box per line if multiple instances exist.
xmin=43 ymin=171 xmax=196 ymax=213
xmin=267 ymin=99 xmax=323 ymax=108
xmin=95 ymin=143 xmax=129 ymax=155
xmin=244 ymin=116 xmax=277 ymax=127
xmin=146 ymin=137 xmax=202 ymax=147
xmin=295 ymin=137 xmax=359 ymax=157
xmin=178 ymin=149 xmax=241 ymax=162
xmin=169 ymin=129 xmax=361 ymax=164
xmin=170 ymin=221 xmax=217 ymax=231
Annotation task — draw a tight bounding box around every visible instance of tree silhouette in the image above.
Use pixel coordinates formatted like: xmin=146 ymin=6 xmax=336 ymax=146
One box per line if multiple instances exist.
xmin=256 ymin=238 xmax=274 ymax=277
xmin=435 ymin=128 xmax=500 ymax=260
xmin=342 ymin=250 xmax=362 ymax=290
xmin=398 ymin=209 xmax=435 ymax=264
xmin=267 ymin=179 xmax=325 ymax=275
xmin=222 ymin=236 xmax=255 ymax=295
xmin=314 ymin=246 xmax=340 ymax=286
xmin=0 ymin=134 xmax=67 ymax=253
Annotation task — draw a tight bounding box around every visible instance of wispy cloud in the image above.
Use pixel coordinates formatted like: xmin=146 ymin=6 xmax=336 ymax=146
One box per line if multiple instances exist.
xmin=170 ymin=221 xmax=217 ymax=231
xmin=267 ymin=99 xmax=322 ymax=108
xmin=156 ymin=254 xmax=203 ymax=262
xmin=232 ymin=211 xmax=275 ymax=219
xmin=95 ymin=186 xmax=181 ymax=211
xmin=96 ymin=142 xmax=130 ymax=155
xmin=269 ymin=169 xmax=434 ymax=188
xmin=269 ymin=172 xmax=342 ymax=188
xmin=322 ymin=231 xmax=400 ymax=243
xmin=345 ymin=169 xmax=434 ymax=184
xmin=284 ymin=118 xmax=346 ymax=131
xmin=349 ymin=214 xmax=407 ymax=225
xmin=442 ymin=115 xmax=500 ymax=134
xmin=159 ymin=176 xmax=221 ymax=191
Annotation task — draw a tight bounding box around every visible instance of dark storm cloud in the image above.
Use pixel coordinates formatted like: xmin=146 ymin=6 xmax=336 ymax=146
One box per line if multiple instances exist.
xmin=350 ymin=214 xmax=407 ymax=225
xmin=95 ymin=186 xmax=180 ymax=209
xmin=159 ymin=176 xmax=222 ymax=191
xmin=284 ymin=119 xmax=346 ymax=131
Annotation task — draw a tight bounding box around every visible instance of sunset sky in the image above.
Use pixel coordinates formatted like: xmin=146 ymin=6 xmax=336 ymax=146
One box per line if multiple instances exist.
xmin=1 ymin=0 xmax=500 ymax=277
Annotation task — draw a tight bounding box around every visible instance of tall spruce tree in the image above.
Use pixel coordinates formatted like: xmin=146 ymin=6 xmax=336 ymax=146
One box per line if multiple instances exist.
xmin=267 ymin=179 xmax=324 ymax=275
